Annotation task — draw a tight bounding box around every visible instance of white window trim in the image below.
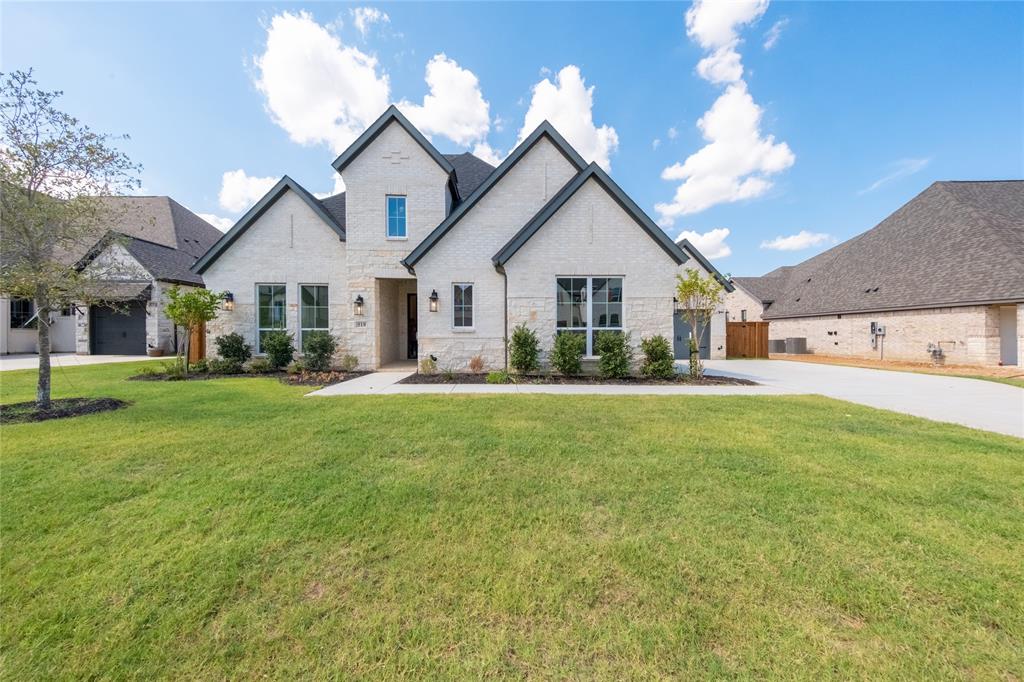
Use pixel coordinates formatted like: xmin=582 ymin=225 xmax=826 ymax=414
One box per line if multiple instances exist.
xmin=298 ymin=283 xmax=329 ymax=351
xmin=255 ymin=283 xmax=287 ymax=354
xmin=451 ymin=282 xmax=475 ymax=332
xmin=385 ymin=194 xmax=408 ymax=240
xmin=555 ymin=276 xmax=625 ymax=357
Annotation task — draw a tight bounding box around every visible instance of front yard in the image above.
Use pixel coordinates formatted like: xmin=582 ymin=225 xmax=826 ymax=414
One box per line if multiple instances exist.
xmin=1 ymin=363 xmax=1022 ymax=678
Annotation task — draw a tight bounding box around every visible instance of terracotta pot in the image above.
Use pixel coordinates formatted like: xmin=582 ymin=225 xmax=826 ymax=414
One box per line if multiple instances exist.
xmin=147 ymin=348 xmax=164 ymax=357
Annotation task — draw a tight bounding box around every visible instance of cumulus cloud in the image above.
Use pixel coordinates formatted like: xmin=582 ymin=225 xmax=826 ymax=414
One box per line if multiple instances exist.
xmin=696 ymin=45 xmax=745 ymax=85
xmin=518 ymin=65 xmax=619 ymax=170
xmin=197 ymin=213 xmax=235 ymax=232
xmin=686 ymin=0 xmax=767 ymax=84
xmin=858 ymin=157 xmax=931 ymax=195
xmin=253 ymin=11 xmax=390 ymax=154
xmin=763 ymin=18 xmax=789 ymax=50
xmin=471 ymin=141 xmax=504 ymax=166
xmin=350 ymin=7 xmax=389 ymax=38
xmin=655 ymin=82 xmax=794 ymax=221
xmin=218 ymin=169 xmax=278 ymax=213
xmin=399 ymin=53 xmax=491 ymax=147
xmin=760 ymin=230 xmax=833 ymax=251
xmin=676 ymin=227 xmax=732 ymax=260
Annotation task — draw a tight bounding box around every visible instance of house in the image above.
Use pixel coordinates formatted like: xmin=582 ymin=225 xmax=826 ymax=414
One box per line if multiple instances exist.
xmin=194 ymin=106 xmax=731 ymax=371
xmin=726 ymin=180 xmax=1024 ymax=366
xmin=1 ymin=196 xmax=222 ymax=356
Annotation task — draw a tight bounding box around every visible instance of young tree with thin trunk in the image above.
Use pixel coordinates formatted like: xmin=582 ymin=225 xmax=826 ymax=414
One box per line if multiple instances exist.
xmin=0 ymin=70 xmax=142 ymax=409
xmin=675 ymin=269 xmax=725 ymax=379
xmin=163 ymin=286 xmax=222 ymax=374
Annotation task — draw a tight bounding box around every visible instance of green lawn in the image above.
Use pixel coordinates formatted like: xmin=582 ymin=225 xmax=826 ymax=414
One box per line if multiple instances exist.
xmin=2 ymin=363 xmax=1022 ymax=679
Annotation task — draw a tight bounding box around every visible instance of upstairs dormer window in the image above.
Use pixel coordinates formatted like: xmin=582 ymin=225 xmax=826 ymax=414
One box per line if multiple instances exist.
xmin=386 ymin=195 xmax=407 ymax=239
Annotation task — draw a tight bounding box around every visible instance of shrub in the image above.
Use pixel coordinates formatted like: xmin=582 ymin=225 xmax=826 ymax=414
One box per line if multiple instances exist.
xmin=640 ymin=335 xmax=676 ymax=380
xmin=486 ymin=370 xmax=511 ymax=384
xmin=550 ymin=332 xmax=585 ymax=376
xmin=468 ymin=355 xmax=485 ymax=373
xmin=247 ymin=358 xmax=272 ymax=374
xmin=595 ymin=331 xmax=633 ymax=379
xmin=509 ymin=324 xmax=540 ymax=373
xmin=303 ymin=331 xmax=337 ymax=371
xmin=261 ymin=330 xmax=294 ymax=369
xmin=441 ymin=366 xmax=456 ymax=382
xmin=339 ymin=354 xmax=359 ymax=372
xmin=420 ymin=356 xmax=437 ymax=375
xmin=286 ymin=360 xmax=305 ymax=375
xmin=162 ymin=359 xmax=186 ymax=381
xmin=208 ymin=358 xmax=242 ymax=375
xmin=215 ymin=332 xmax=252 ymax=364
xmin=191 ymin=358 xmax=209 ymax=374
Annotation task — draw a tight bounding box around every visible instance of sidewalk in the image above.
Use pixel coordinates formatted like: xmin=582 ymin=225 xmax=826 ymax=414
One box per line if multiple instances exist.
xmin=0 ymin=353 xmax=157 ymax=372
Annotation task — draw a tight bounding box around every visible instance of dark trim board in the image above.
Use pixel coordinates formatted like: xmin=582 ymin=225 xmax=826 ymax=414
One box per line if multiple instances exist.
xmin=192 ymin=176 xmax=345 ymax=274
xmin=401 ymin=121 xmax=588 ymax=271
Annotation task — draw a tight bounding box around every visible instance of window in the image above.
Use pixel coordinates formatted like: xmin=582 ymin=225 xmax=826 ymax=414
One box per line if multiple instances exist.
xmin=386 ymin=195 xmax=407 ymax=238
xmin=257 ymin=284 xmax=287 ymax=352
xmin=300 ymin=285 xmax=329 ymax=351
xmin=741 ymin=309 xmax=747 ymax=322
xmin=556 ymin=276 xmax=623 ymax=355
xmin=453 ymin=283 xmax=473 ymax=328
xmin=10 ymin=299 xmax=35 ymax=329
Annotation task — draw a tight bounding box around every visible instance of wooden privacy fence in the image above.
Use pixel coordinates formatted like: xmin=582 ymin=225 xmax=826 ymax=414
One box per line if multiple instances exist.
xmin=726 ymin=321 xmax=769 ymax=359
xmin=187 ymin=325 xmax=206 ymax=364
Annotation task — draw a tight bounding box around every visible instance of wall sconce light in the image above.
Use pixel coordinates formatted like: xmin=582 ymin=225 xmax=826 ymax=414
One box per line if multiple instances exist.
xmin=354 ymin=294 xmax=365 ymax=316
xmin=429 ymin=289 xmax=439 ymax=312
xmin=222 ymin=292 xmax=235 ymax=311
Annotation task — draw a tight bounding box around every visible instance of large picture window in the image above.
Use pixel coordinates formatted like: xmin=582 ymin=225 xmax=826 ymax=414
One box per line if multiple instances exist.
xmin=453 ymin=283 xmax=473 ymax=328
xmin=386 ymin=195 xmax=407 ymax=238
xmin=556 ymin=276 xmax=623 ymax=355
xmin=300 ymin=285 xmax=329 ymax=351
xmin=257 ymin=284 xmax=287 ymax=352
xmin=9 ymin=299 xmax=35 ymax=329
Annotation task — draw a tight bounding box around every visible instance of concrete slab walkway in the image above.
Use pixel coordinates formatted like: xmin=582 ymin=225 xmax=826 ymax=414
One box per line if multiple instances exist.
xmin=0 ymin=353 xmax=156 ymax=372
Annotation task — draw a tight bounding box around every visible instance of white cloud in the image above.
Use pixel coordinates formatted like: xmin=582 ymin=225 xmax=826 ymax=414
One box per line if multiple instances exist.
xmin=655 ymin=82 xmax=794 ymax=222
xmin=858 ymin=157 xmax=931 ymax=195
xmin=517 ymin=65 xmax=619 ymax=170
xmin=471 ymin=141 xmax=504 ymax=166
xmin=652 ymin=138 xmax=662 ymax=150
xmin=763 ymin=18 xmax=789 ymax=50
xmin=686 ymin=0 xmax=768 ymax=50
xmin=253 ymin=11 xmax=390 ymax=154
xmin=760 ymin=230 xmax=833 ymax=251
xmin=676 ymin=227 xmax=732 ymax=259
xmin=667 ymin=126 xmax=678 ymax=139
xmin=197 ymin=213 xmax=235 ymax=232
xmin=398 ymin=53 xmax=491 ymax=147
xmin=696 ymin=45 xmax=745 ymax=85
xmin=218 ymin=169 xmax=278 ymax=213
xmin=350 ymin=7 xmax=389 ymax=38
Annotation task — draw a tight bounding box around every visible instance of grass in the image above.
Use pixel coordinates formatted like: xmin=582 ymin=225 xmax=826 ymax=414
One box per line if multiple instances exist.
xmin=2 ymin=362 xmax=1022 ymax=679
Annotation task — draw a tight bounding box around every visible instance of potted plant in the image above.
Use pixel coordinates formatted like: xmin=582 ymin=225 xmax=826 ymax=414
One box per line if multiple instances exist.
xmin=146 ymin=345 xmax=164 ymax=357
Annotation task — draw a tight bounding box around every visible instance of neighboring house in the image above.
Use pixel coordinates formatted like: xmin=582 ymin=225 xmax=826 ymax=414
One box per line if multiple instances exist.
xmin=194 ymin=106 xmax=731 ymax=371
xmin=726 ymin=181 xmax=1024 ymax=366
xmin=1 ymin=196 xmax=222 ymax=355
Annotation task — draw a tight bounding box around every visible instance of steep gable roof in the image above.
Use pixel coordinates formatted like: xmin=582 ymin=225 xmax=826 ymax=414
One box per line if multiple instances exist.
xmin=402 ymin=121 xmax=587 ymax=270
xmin=745 ymin=180 xmax=1024 ymax=319
xmin=192 ymin=176 xmax=345 ymax=274
xmin=445 ymin=152 xmax=495 ymax=198
xmin=331 ymin=105 xmax=455 ymax=180
xmin=491 ymin=163 xmax=733 ymax=291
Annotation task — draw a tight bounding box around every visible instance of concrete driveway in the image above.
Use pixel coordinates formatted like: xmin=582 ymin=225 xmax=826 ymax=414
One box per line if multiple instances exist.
xmin=0 ymin=353 xmax=156 ymax=372
xmin=704 ymin=359 xmax=1023 ymax=438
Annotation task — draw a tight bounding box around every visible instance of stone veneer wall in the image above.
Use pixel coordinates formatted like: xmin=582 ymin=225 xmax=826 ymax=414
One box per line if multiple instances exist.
xmin=766 ymin=303 xmax=1021 ymax=366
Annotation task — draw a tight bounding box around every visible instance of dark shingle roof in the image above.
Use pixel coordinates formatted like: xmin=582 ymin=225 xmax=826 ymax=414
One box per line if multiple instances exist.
xmin=742 ymin=181 xmax=1024 ymax=319
xmin=124 ymin=238 xmax=208 ymax=286
xmin=445 ymin=153 xmax=495 ymax=198
xmin=317 ymin=192 xmax=346 ymax=229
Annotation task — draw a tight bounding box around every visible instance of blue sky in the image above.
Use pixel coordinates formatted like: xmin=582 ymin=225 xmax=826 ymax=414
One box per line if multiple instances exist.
xmin=3 ymin=1 xmax=1021 ymax=276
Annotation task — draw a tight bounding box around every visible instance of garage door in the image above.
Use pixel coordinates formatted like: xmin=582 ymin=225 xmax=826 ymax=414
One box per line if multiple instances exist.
xmin=90 ymin=301 xmax=147 ymax=355
xmin=673 ymin=310 xmax=710 ymax=360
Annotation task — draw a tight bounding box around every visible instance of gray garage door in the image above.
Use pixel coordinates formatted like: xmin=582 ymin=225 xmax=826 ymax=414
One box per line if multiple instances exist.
xmin=90 ymin=301 xmax=147 ymax=355
xmin=673 ymin=310 xmax=710 ymax=360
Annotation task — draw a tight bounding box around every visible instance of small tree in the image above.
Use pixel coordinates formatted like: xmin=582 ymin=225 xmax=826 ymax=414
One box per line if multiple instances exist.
xmin=0 ymin=70 xmax=142 ymax=409
xmin=675 ymin=269 xmax=725 ymax=378
xmin=509 ymin=323 xmax=539 ymax=373
xmin=164 ymin=286 xmax=222 ymax=374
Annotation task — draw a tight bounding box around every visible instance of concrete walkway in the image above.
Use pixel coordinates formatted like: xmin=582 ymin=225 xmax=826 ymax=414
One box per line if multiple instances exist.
xmin=0 ymin=353 xmax=156 ymax=372
xmin=705 ymin=359 xmax=1023 ymax=438
xmin=309 ymin=359 xmax=1023 ymax=438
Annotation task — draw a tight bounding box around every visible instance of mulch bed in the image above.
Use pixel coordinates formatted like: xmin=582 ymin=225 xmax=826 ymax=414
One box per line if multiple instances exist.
xmin=128 ymin=370 xmax=369 ymax=387
xmin=1 ymin=398 xmax=129 ymax=424
xmin=400 ymin=373 xmax=756 ymax=386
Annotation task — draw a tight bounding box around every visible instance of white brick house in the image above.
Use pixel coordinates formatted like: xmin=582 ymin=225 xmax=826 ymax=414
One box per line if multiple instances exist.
xmin=194 ymin=107 xmax=730 ymax=371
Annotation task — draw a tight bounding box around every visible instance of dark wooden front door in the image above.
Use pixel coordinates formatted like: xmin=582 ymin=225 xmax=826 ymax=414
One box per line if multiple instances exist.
xmin=407 ymin=293 xmax=418 ymax=359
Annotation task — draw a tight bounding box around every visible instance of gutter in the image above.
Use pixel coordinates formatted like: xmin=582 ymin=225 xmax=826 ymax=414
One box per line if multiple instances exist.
xmin=495 ymin=263 xmax=509 ymax=370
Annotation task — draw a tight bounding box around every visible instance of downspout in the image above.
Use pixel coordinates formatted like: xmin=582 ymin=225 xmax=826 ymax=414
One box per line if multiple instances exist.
xmin=495 ymin=263 xmax=508 ymax=370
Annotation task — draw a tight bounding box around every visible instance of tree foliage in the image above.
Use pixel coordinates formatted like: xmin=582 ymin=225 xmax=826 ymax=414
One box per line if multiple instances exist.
xmin=0 ymin=70 xmax=142 ymax=408
xmin=163 ymin=287 xmax=222 ymax=373
xmin=509 ymin=324 xmax=540 ymax=374
xmin=675 ymin=269 xmax=725 ymax=378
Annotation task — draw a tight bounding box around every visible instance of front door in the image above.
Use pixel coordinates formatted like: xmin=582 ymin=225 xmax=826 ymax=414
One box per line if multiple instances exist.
xmin=407 ymin=293 xmax=418 ymax=359
xmin=673 ymin=310 xmax=710 ymax=360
